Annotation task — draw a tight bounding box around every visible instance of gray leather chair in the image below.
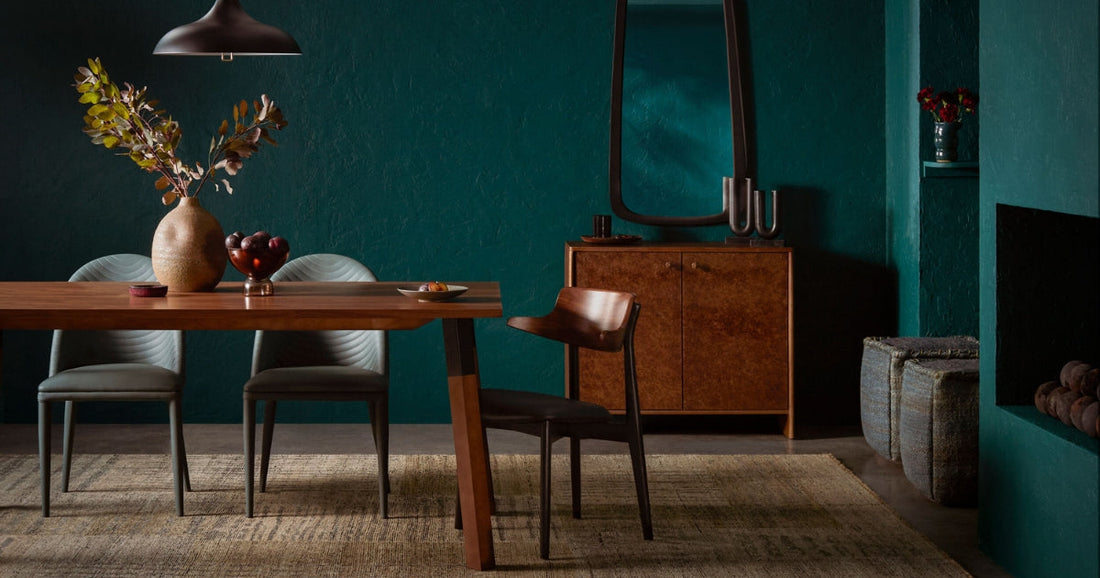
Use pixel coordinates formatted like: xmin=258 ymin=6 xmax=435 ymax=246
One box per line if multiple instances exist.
xmin=243 ymin=253 xmax=390 ymax=518
xmin=37 ymin=253 xmax=188 ymax=517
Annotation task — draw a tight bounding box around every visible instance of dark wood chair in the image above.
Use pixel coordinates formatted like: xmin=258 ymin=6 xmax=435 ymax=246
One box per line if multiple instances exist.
xmin=458 ymin=287 xmax=652 ymax=559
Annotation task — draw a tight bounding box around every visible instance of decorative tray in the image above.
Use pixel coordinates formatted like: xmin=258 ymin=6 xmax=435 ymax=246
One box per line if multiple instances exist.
xmin=580 ymin=234 xmax=643 ymax=245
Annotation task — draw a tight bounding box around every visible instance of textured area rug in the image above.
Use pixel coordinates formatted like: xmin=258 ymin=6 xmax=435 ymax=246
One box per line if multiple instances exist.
xmin=0 ymin=454 xmax=968 ymax=577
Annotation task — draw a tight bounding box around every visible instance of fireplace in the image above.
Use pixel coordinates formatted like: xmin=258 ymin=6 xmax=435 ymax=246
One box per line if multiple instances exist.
xmin=996 ymin=204 xmax=1100 ymax=437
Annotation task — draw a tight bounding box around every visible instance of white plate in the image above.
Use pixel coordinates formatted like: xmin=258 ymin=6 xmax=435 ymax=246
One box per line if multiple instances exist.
xmin=397 ymin=285 xmax=468 ymax=302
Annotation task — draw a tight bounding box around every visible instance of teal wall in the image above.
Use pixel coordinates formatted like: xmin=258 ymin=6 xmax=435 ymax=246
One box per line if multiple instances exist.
xmin=886 ymin=0 xmax=978 ymax=338
xmin=0 ymin=1 xmax=887 ymax=426
xmin=978 ymin=1 xmax=1099 ymax=577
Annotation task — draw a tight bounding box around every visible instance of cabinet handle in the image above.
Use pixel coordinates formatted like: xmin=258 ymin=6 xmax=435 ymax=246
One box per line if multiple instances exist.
xmin=691 ymin=262 xmax=698 ymax=269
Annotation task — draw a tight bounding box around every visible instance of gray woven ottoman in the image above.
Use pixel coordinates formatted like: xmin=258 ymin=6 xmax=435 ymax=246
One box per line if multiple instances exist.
xmin=859 ymin=336 xmax=979 ymax=461
xmin=899 ymin=358 xmax=980 ymax=506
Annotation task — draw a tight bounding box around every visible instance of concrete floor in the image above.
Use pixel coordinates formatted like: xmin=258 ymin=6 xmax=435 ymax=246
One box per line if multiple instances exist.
xmin=0 ymin=421 xmax=1011 ymax=577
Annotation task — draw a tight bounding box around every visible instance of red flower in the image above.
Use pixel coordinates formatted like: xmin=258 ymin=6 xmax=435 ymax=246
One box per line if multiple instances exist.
xmin=939 ymin=103 xmax=959 ymax=123
xmin=916 ymin=85 xmax=978 ymax=123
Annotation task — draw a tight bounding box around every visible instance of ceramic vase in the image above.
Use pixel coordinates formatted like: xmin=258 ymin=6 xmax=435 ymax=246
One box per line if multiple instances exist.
xmin=933 ymin=121 xmax=960 ymax=163
xmin=151 ymin=197 xmax=227 ymax=292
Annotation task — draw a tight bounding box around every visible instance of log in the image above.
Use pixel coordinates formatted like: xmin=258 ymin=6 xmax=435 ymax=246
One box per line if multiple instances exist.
xmin=1054 ymin=390 xmax=1081 ymax=426
xmin=1035 ymin=381 xmax=1060 ymax=415
xmin=1081 ymin=368 xmax=1100 ymax=399
xmin=1047 ymin=386 xmax=1069 ymax=418
xmin=1070 ymin=395 xmax=1096 ymax=431
xmin=1066 ymin=363 xmax=1093 ymax=394
xmin=1061 ymin=360 xmax=1084 ymax=388
xmin=1083 ymin=402 xmax=1099 ymax=437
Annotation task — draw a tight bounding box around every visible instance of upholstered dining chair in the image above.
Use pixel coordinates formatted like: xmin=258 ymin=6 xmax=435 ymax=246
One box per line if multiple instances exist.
xmin=457 ymin=287 xmax=653 ymax=559
xmin=37 ymin=253 xmax=189 ymax=517
xmin=242 ymin=253 xmax=390 ymax=518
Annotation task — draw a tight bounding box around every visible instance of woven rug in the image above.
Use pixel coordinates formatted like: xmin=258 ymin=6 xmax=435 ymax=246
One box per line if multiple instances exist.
xmin=0 ymin=453 xmax=968 ymax=577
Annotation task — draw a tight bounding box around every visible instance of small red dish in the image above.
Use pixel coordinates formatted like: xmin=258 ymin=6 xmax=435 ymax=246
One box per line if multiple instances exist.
xmin=129 ymin=284 xmax=168 ymax=298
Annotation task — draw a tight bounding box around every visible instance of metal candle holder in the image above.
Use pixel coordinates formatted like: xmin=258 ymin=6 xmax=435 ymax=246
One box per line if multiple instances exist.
xmin=725 ymin=176 xmax=783 ymax=245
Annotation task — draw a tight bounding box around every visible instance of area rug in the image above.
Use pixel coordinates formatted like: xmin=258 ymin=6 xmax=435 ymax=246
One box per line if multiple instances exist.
xmin=0 ymin=453 xmax=968 ymax=577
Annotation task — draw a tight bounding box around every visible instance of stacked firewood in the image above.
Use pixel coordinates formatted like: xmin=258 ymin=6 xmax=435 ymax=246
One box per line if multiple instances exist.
xmin=1034 ymin=360 xmax=1099 ymax=438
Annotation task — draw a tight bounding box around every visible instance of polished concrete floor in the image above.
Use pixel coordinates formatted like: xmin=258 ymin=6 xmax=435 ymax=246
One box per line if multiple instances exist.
xmin=0 ymin=420 xmax=1012 ymax=577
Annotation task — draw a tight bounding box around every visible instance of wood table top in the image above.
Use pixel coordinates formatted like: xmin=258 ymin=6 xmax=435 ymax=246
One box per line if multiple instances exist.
xmin=0 ymin=281 xmax=502 ymax=331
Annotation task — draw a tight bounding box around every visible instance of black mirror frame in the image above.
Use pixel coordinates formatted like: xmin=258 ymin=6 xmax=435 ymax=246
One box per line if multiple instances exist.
xmin=609 ymin=0 xmax=748 ymax=227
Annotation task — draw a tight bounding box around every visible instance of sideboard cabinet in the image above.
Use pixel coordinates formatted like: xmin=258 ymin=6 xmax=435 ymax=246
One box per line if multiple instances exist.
xmin=565 ymin=242 xmax=793 ymax=437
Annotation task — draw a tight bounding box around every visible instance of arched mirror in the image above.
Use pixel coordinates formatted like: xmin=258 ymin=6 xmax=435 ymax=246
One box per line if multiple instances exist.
xmin=609 ymin=0 xmax=747 ymax=227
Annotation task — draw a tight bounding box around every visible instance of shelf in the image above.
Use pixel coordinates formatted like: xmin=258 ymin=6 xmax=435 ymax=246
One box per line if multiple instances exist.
xmin=922 ymin=161 xmax=978 ymax=178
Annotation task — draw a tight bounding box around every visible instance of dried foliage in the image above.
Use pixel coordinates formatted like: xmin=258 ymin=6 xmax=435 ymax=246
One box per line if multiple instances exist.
xmin=74 ymin=57 xmax=288 ymax=205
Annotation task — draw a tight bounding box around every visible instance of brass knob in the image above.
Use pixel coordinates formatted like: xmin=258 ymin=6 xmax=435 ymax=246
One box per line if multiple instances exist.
xmin=691 ymin=262 xmax=698 ymax=269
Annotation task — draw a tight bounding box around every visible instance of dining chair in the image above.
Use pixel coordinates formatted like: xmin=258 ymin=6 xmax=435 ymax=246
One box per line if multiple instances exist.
xmin=242 ymin=253 xmax=390 ymax=518
xmin=37 ymin=253 xmax=189 ymax=517
xmin=457 ymin=287 xmax=653 ymax=559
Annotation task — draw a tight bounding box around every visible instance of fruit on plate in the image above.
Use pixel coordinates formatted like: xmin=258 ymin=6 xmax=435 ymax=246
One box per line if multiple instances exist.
xmin=419 ymin=281 xmax=449 ymax=292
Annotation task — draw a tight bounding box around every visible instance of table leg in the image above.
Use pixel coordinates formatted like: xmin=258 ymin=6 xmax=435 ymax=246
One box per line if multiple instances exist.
xmin=442 ymin=318 xmax=495 ymax=570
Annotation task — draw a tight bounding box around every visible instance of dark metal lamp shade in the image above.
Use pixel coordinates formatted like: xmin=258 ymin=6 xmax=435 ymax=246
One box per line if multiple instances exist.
xmin=153 ymin=0 xmax=301 ymax=60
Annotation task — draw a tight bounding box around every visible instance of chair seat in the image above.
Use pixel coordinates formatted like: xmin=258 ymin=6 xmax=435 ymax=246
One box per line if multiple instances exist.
xmin=38 ymin=363 xmax=182 ymax=399
xmin=244 ymin=366 xmax=387 ymax=396
xmin=479 ymin=388 xmax=612 ymax=424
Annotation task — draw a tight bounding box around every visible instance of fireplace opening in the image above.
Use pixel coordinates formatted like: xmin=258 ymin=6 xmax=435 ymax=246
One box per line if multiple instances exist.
xmin=996 ymin=204 xmax=1100 ymax=441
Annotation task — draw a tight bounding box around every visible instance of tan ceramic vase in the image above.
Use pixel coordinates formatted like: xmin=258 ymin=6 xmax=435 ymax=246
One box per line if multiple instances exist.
xmin=151 ymin=196 xmax=227 ymax=292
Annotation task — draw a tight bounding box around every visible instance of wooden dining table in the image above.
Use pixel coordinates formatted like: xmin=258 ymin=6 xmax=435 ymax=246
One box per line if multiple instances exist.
xmin=0 ymin=280 xmax=503 ymax=570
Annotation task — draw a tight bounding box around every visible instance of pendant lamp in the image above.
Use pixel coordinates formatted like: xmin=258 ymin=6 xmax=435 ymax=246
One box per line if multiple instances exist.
xmin=154 ymin=0 xmax=301 ymax=61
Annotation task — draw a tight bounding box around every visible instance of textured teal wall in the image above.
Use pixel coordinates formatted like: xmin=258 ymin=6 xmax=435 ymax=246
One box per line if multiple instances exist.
xmin=0 ymin=1 xmax=887 ymax=426
xmin=979 ymin=0 xmax=1099 ymax=576
xmin=886 ymin=0 xmax=978 ymax=338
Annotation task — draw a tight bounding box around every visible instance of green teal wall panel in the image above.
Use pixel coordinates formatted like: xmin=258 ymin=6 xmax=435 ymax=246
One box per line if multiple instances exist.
xmin=979 ymin=0 xmax=1099 ymax=576
xmin=0 ymin=1 xmax=887 ymax=426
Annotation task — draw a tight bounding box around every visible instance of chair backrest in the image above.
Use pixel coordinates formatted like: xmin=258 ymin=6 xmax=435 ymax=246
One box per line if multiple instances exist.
xmin=50 ymin=254 xmax=184 ymax=376
xmin=507 ymin=287 xmax=636 ymax=352
xmin=508 ymin=287 xmax=643 ymax=415
xmin=251 ymin=253 xmax=387 ymax=376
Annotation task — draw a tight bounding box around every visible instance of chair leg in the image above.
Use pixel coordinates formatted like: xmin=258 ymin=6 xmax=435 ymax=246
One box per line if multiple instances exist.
xmin=539 ymin=421 xmax=552 ymax=560
xmin=179 ymin=421 xmax=192 ymax=493
xmin=260 ymin=400 xmax=277 ymax=493
xmin=244 ymin=398 xmax=256 ymax=518
xmin=38 ymin=400 xmax=51 ymax=517
xmin=570 ymin=436 xmax=581 ymax=519
xmin=483 ymin=423 xmax=495 ymax=515
xmin=627 ymin=428 xmax=653 ymax=540
xmin=61 ymin=401 xmax=75 ymax=493
xmin=368 ymin=397 xmax=389 ymax=519
xmin=168 ymin=398 xmax=185 ymax=517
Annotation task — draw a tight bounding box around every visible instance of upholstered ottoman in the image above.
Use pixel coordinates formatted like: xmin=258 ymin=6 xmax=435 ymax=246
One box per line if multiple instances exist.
xmin=899 ymin=358 xmax=980 ymax=506
xmin=859 ymin=336 xmax=979 ymax=461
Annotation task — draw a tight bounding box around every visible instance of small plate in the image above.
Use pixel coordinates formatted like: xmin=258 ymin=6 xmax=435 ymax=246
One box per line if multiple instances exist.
xmin=397 ymin=285 xmax=469 ymax=302
xmin=129 ymin=284 xmax=168 ymax=298
xmin=580 ymin=234 xmax=643 ymax=245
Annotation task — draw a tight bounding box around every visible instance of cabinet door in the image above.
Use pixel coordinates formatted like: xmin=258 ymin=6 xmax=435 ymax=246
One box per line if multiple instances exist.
xmin=573 ymin=250 xmax=683 ymax=411
xmin=681 ymin=251 xmax=789 ymax=411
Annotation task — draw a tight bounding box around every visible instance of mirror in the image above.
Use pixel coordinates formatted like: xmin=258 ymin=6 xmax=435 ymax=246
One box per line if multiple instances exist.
xmin=609 ymin=0 xmax=747 ymax=227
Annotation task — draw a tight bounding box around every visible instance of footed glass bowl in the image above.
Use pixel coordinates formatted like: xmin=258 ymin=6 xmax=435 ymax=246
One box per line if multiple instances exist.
xmin=227 ymin=248 xmax=289 ymax=296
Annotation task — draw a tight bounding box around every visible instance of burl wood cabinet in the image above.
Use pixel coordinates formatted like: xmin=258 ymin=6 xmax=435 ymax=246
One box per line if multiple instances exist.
xmin=565 ymin=242 xmax=793 ymax=438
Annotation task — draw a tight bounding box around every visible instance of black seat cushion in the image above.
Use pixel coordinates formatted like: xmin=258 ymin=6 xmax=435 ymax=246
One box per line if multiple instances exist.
xmin=479 ymin=388 xmax=611 ymax=424
xmin=244 ymin=366 xmax=387 ymax=395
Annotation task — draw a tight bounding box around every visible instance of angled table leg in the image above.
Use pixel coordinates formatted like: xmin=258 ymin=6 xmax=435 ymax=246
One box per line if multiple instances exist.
xmin=442 ymin=318 xmax=495 ymax=570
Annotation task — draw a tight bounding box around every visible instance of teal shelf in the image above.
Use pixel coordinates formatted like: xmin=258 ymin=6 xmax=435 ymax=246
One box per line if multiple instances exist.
xmin=922 ymin=161 xmax=978 ymax=178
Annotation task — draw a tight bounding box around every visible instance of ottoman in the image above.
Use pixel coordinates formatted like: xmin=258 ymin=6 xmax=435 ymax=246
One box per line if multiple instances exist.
xmin=899 ymin=358 xmax=980 ymax=506
xmin=859 ymin=336 xmax=979 ymax=461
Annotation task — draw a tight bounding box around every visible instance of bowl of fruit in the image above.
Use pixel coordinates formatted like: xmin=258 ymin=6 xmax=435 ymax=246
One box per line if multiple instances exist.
xmin=225 ymin=231 xmax=290 ymax=296
xmin=397 ymin=281 xmax=468 ymax=302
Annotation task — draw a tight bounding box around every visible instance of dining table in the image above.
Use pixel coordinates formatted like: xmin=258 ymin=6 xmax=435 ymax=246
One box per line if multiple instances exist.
xmin=0 ymin=280 xmax=503 ymax=570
